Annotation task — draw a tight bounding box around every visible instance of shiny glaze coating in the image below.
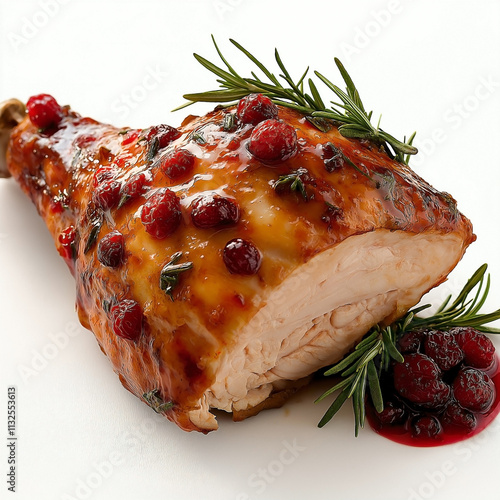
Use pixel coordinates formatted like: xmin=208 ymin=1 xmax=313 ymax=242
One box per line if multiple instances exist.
xmin=6 ymin=103 xmax=474 ymax=431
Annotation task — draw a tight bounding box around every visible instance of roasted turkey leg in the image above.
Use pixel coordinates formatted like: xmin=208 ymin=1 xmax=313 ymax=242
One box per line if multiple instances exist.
xmin=3 ymin=96 xmax=474 ymax=432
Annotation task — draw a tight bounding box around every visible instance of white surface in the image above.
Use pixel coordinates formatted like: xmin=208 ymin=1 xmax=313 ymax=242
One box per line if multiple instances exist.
xmin=1 ymin=1 xmax=500 ymax=499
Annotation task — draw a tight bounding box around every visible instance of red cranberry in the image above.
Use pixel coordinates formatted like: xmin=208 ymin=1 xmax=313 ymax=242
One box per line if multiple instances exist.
xmin=322 ymin=142 xmax=345 ymax=172
xmin=453 ymin=367 xmax=495 ymax=413
xmin=190 ymin=194 xmax=240 ymax=229
xmin=97 ymin=230 xmax=124 ymax=268
xmin=122 ymin=171 xmax=151 ymax=200
xmin=374 ymin=400 xmax=406 ymax=425
xmin=398 ymin=330 xmax=425 ymax=354
xmin=141 ymin=189 xmax=182 ymax=239
xmin=121 ymin=130 xmax=139 ymax=146
xmin=93 ymin=179 xmax=122 ymax=210
xmin=51 ymin=191 xmax=70 ymax=213
xmin=110 ymin=299 xmax=143 ymax=341
xmin=160 ymin=149 xmax=195 ymax=180
xmin=50 ymin=199 xmax=64 ymax=214
xmin=58 ymin=226 xmax=77 ymax=260
xmin=411 ymin=415 xmax=443 ymax=439
xmin=424 ymin=331 xmax=464 ymax=371
xmin=147 ymin=124 xmax=181 ymax=149
xmin=93 ymin=166 xmax=117 ymax=187
xmin=236 ymin=94 xmax=278 ymax=125
xmin=26 ymin=94 xmax=63 ymax=129
xmin=393 ymin=353 xmax=451 ymax=408
xmin=223 ymin=238 xmax=262 ymax=275
xmin=442 ymin=402 xmax=477 ymax=432
xmin=248 ymin=119 xmax=297 ymax=163
xmin=75 ymin=134 xmax=97 ymax=148
xmin=453 ymin=327 xmax=496 ymax=369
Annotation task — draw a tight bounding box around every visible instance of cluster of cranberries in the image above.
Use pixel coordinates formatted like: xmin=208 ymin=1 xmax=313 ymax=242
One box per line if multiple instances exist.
xmin=93 ymin=162 xmax=155 ymax=212
xmin=135 ymin=93 xmax=289 ymax=277
xmin=236 ymin=93 xmax=298 ymax=163
xmin=32 ymin=92 xmax=302 ymax=344
xmin=368 ymin=327 xmax=498 ymax=445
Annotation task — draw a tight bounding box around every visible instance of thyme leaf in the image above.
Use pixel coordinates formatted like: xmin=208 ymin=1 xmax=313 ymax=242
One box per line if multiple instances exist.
xmin=84 ymin=213 xmax=103 ymax=254
xmin=159 ymin=252 xmax=193 ymax=301
xmin=273 ymin=167 xmax=309 ymax=200
xmin=188 ymin=125 xmax=208 ymax=145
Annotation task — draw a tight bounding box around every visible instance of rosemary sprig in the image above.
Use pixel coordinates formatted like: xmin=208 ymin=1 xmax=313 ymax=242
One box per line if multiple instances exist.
xmin=316 ymin=264 xmax=500 ymax=435
xmin=176 ymin=37 xmax=418 ymax=164
xmin=316 ymin=326 xmax=402 ymax=436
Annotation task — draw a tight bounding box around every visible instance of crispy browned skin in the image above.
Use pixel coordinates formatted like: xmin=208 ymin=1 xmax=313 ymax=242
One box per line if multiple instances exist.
xmin=6 ymin=105 xmax=474 ymax=431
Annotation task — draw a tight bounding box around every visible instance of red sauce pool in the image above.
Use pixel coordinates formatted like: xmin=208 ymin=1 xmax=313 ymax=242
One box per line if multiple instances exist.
xmin=366 ymin=359 xmax=500 ymax=447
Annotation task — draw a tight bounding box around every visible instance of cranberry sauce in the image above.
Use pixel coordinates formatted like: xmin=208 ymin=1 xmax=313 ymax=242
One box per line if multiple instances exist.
xmin=366 ymin=327 xmax=500 ymax=447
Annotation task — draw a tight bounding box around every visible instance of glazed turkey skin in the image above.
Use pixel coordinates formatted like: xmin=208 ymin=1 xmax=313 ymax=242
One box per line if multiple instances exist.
xmin=6 ymin=101 xmax=474 ymax=432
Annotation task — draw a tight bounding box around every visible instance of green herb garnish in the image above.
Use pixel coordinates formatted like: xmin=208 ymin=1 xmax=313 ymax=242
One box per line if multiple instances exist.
xmin=146 ymin=136 xmax=160 ymax=162
xmin=143 ymin=389 xmax=174 ymax=413
xmin=222 ymin=112 xmax=236 ymax=132
xmin=159 ymin=252 xmax=193 ymax=300
xmin=274 ymin=168 xmax=309 ymax=200
xmin=176 ymin=36 xmax=418 ymax=164
xmin=316 ymin=264 xmax=500 ymax=435
xmin=189 ymin=126 xmax=207 ymax=145
xmin=84 ymin=214 xmax=103 ymax=254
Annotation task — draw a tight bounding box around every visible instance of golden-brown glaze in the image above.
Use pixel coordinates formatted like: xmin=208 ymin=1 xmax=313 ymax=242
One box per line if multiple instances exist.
xmin=6 ymin=103 xmax=474 ymax=432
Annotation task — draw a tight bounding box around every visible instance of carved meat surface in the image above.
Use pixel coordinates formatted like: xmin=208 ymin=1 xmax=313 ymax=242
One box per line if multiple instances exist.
xmin=5 ymin=97 xmax=474 ymax=432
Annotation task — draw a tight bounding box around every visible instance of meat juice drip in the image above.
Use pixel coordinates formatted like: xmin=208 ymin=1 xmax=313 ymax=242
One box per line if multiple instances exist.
xmin=366 ymin=327 xmax=500 ymax=447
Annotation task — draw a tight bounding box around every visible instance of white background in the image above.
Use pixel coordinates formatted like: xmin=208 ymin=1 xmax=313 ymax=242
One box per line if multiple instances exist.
xmin=1 ymin=1 xmax=500 ymax=499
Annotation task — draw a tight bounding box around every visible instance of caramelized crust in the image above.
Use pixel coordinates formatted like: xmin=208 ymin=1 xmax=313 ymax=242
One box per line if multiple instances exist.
xmin=6 ymin=104 xmax=474 ymax=431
